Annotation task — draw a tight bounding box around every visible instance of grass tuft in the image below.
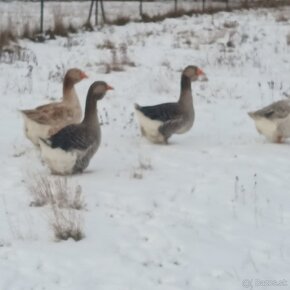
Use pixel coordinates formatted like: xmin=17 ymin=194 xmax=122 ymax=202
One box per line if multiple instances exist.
xmin=50 ymin=205 xmax=84 ymax=242
xmin=108 ymin=16 xmax=131 ymax=26
xmin=28 ymin=174 xmax=85 ymax=210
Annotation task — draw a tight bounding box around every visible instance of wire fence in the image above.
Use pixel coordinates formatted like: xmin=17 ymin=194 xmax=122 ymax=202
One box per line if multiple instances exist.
xmin=0 ymin=0 xmax=289 ymax=37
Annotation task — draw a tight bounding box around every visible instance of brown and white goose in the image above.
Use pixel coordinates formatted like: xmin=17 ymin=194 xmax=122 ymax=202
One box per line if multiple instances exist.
xmin=248 ymin=99 xmax=290 ymax=143
xmin=21 ymin=68 xmax=88 ymax=146
xmin=134 ymin=65 xmax=207 ymax=144
xmin=39 ymin=81 xmax=113 ymax=175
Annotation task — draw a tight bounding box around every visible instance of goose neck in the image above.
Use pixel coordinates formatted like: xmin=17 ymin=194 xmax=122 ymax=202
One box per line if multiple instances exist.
xmin=178 ymin=74 xmax=193 ymax=107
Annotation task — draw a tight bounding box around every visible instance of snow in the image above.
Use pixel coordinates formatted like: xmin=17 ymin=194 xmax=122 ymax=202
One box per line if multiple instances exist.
xmin=1 ymin=3 xmax=290 ymax=290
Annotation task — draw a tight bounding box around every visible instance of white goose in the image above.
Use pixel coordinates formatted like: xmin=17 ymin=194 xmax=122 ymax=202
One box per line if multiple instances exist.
xmin=248 ymin=99 xmax=290 ymax=143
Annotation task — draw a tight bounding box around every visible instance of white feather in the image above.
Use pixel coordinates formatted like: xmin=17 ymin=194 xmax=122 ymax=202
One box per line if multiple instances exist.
xmin=135 ymin=109 xmax=165 ymax=143
xmin=254 ymin=118 xmax=278 ymax=141
xmin=22 ymin=114 xmax=51 ymax=146
xmin=39 ymin=140 xmax=77 ymax=175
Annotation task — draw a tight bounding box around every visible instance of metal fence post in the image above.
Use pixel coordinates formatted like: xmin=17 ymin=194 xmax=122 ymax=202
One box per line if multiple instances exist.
xmin=100 ymin=0 xmax=106 ymax=23
xmin=40 ymin=0 xmax=44 ymax=33
xmin=226 ymin=0 xmax=229 ymax=10
xmin=139 ymin=0 xmax=143 ymax=17
xmin=95 ymin=0 xmax=99 ymax=25
xmin=87 ymin=0 xmax=94 ymax=25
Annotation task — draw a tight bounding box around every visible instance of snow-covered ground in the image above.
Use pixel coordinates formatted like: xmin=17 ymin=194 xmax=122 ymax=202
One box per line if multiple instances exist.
xmin=1 ymin=5 xmax=290 ymax=290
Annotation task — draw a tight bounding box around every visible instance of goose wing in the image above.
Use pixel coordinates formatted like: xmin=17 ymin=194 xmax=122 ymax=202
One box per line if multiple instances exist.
xmin=49 ymin=124 xmax=93 ymax=151
xmin=250 ymin=100 xmax=290 ymax=119
xmin=136 ymin=102 xmax=181 ymax=122
xmin=21 ymin=104 xmax=75 ymax=126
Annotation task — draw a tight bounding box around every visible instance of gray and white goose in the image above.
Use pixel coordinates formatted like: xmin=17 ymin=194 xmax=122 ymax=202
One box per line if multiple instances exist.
xmin=134 ymin=65 xmax=207 ymax=144
xmin=39 ymin=81 xmax=113 ymax=175
xmin=248 ymin=99 xmax=290 ymax=143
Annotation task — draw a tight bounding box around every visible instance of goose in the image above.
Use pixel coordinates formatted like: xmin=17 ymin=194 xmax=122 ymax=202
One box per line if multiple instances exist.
xmin=248 ymin=99 xmax=290 ymax=143
xmin=39 ymin=81 xmax=113 ymax=175
xmin=21 ymin=68 xmax=88 ymax=146
xmin=134 ymin=65 xmax=207 ymax=144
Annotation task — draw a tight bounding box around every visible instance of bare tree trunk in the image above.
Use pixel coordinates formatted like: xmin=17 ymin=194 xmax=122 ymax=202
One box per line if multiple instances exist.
xmin=202 ymin=0 xmax=205 ymax=12
xmin=174 ymin=0 xmax=177 ymax=12
xmin=100 ymin=0 xmax=106 ymax=24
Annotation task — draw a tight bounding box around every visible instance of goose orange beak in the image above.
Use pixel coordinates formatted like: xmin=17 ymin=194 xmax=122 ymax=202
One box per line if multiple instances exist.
xmin=197 ymin=68 xmax=205 ymax=76
xmin=197 ymin=68 xmax=208 ymax=81
xmin=80 ymin=71 xmax=89 ymax=79
xmin=106 ymin=84 xmax=114 ymax=90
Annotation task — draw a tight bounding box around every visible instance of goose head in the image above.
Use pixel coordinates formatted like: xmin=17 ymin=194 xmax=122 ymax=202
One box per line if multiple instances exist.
xmin=183 ymin=65 xmax=208 ymax=82
xmin=65 ymin=68 xmax=88 ymax=85
xmin=88 ymin=81 xmax=114 ymax=100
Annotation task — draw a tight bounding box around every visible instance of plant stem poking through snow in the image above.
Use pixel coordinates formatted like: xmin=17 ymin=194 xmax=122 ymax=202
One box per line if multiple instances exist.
xmin=26 ymin=174 xmax=85 ymax=241
xmin=27 ymin=174 xmax=85 ymax=210
xmin=49 ymin=204 xmax=85 ymax=242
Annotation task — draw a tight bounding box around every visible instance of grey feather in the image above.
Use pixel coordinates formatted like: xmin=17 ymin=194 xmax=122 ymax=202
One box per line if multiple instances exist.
xmin=249 ymin=100 xmax=290 ymax=120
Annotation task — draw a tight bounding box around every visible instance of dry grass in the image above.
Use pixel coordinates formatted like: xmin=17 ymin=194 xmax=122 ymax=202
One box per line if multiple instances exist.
xmin=120 ymin=44 xmax=136 ymax=67
xmin=67 ymin=23 xmax=78 ymax=34
xmin=49 ymin=13 xmax=78 ymax=38
xmin=275 ymin=14 xmax=289 ymax=22
xmin=287 ymin=32 xmax=290 ymax=45
xmin=132 ymin=158 xmax=153 ymax=180
xmin=26 ymin=174 xmax=85 ymax=242
xmin=0 ymin=28 xmax=16 ymax=50
xmin=108 ymin=16 xmax=131 ymax=26
xmin=83 ymin=21 xmax=94 ymax=32
xmin=100 ymin=43 xmax=135 ymax=74
xmin=141 ymin=8 xmax=187 ymax=23
xmin=50 ymin=204 xmax=84 ymax=241
xmin=0 ymin=44 xmax=38 ymax=65
xmin=22 ymin=22 xmax=39 ymax=40
xmin=96 ymin=39 xmax=116 ymax=50
xmin=106 ymin=49 xmax=125 ymax=73
xmin=0 ymin=17 xmax=16 ymax=50
xmin=28 ymin=174 xmax=85 ymax=210
xmin=223 ymin=20 xmax=239 ymax=29
xmin=53 ymin=14 xmax=69 ymax=37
